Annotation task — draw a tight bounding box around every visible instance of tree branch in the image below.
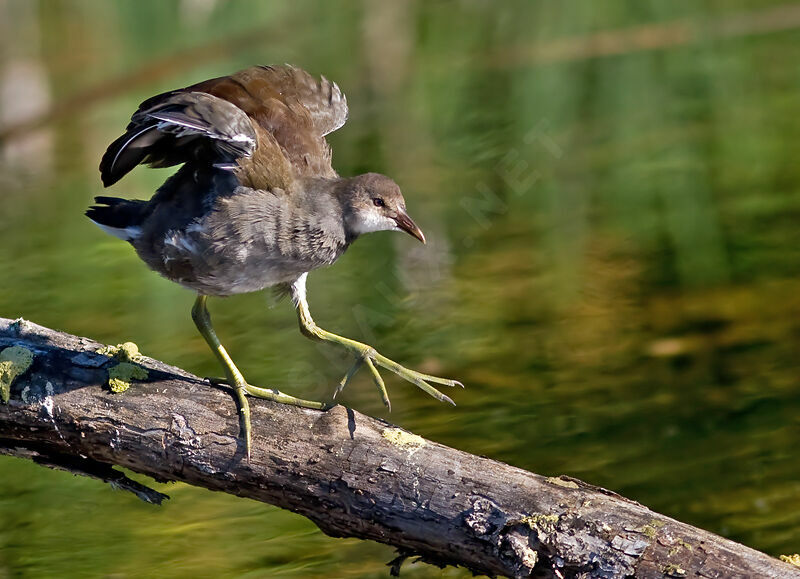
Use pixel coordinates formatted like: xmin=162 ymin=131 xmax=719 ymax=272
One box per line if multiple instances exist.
xmin=0 ymin=316 xmax=797 ymax=578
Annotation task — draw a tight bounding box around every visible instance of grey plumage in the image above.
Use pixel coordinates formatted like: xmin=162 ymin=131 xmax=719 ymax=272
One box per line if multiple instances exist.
xmin=123 ymin=168 xmax=352 ymax=296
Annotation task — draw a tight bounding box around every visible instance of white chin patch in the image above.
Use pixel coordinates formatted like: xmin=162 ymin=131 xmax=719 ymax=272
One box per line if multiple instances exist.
xmin=353 ymin=213 xmax=398 ymax=235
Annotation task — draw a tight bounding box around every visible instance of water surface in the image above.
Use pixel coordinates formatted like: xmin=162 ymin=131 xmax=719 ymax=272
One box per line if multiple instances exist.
xmin=1 ymin=1 xmax=799 ymax=576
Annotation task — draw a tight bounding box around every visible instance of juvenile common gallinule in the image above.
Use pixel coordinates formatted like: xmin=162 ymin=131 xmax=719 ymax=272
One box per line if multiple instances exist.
xmin=87 ymin=65 xmax=460 ymax=457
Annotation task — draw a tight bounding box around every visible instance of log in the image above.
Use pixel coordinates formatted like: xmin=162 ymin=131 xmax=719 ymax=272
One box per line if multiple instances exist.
xmin=0 ymin=316 xmax=797 ymax=579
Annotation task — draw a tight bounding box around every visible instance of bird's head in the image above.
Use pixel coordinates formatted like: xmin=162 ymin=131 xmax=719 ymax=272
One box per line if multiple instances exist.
xmin=340 ymin=173 xmax=425 ymax=243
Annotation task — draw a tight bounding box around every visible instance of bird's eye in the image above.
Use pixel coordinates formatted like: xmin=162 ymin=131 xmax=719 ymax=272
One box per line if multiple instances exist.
xmin=372 ymin=197 xmax=385 ymax=208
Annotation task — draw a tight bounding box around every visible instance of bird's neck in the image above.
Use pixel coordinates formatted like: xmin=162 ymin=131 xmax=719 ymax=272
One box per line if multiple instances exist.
xmin=296 ymin=176 xmax=362 ymax=243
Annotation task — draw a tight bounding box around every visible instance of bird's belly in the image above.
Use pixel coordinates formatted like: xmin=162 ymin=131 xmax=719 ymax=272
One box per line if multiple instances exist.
xmin=191 ymin=258 xmax=311 ymax=296
xmin=139 ymin=228 xmax=334 ymax=296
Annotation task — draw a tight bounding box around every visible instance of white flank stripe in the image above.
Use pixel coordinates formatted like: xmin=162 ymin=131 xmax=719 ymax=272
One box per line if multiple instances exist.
xmin=93 ymin=222 xmax=142 ymax=241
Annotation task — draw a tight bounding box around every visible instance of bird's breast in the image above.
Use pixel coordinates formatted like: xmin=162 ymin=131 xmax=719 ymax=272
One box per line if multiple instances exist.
xmin=138 ymin=189 xmax=349 ymax=296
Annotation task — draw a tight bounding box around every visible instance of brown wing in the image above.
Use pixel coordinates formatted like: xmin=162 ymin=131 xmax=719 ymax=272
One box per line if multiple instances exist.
xmin=190 ymin=65 xmax=348 ymax=181
xmin=247 ymin=65 xmax=348 ymax=137
xmin=99 ymin=65 xmax=347 ymax=191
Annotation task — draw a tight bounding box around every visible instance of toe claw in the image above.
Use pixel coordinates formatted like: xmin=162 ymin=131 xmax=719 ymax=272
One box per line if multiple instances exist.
xmin=335 ymin=357 xmax=365 ymax=399
xmin=364 ymin=357 xmax=391 ymax=410
xmin=333 ymin=380 xmax=346 ymax=399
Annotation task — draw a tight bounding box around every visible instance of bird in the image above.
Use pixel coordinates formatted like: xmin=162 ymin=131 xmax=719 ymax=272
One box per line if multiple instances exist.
xmin=86 ymin=64 xmax=461 ymax=457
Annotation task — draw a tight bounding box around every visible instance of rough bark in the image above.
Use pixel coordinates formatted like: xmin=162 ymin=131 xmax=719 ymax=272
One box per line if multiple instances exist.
xmin=0 ymin=316 xmax=797 ymax=579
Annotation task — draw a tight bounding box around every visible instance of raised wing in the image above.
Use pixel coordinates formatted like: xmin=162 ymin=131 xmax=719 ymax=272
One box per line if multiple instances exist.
xmin=191 ymin=65 xmax=348 ymax=179
xmin=261 ymin=65 xmax=348 ymax=137
xmin=99 ymin=65 xmax=349 ymax=190
xmin=99 ymin=92 xmax=258 ymax=187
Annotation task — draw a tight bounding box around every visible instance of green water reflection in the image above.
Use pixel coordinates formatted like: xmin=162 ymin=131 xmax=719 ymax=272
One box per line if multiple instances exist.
xmin=1 ymin=1 xmax=799 ymax=576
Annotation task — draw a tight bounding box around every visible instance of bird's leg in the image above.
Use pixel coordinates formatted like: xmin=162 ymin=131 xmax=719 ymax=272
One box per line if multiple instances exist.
xmin=191 ymin=295 xmax=328 ymax=458
xmin=290 ymin=275 xmax=462 ymax=410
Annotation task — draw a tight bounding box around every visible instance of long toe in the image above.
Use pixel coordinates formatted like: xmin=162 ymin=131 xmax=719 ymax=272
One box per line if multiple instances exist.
xmin=359 ymin=349 xmax=460 ymax=405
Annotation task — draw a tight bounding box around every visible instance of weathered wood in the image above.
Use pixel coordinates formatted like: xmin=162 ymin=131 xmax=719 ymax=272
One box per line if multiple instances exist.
xmin=0 ymin=316 xmax=797 ymax=579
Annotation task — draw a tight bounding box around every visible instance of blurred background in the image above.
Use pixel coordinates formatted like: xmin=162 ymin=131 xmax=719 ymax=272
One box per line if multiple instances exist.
xmin=1 ymin=0 xmax=799 ymax=576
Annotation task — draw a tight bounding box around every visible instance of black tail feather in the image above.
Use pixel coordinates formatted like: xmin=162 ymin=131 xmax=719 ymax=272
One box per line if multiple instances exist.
xmin=85 ymin=196 xmax=148 ymax=229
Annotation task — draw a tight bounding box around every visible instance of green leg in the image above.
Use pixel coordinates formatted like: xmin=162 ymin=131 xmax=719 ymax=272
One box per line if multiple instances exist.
xmin=290 ymin=274 xmax=462 ymax=409
xmin=191 ymin=295 xmax=328 ymax=460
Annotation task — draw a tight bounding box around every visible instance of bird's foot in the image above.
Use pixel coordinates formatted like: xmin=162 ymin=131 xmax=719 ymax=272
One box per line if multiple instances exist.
xmin=207 ymin=377 xmax=332 ymax=461
xmin=207 ymin=377 xmax=331 ymax=409
xmin=332 ymin=342 xmax=463 ymax=410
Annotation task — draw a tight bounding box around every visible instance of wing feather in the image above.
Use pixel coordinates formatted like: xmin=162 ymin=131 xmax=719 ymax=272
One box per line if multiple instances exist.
xmin=192 ymin=65 xmax=348 ymax=179
xmin=100 ymin=91 xmax=257 ymax=187
xmin=100 ymin=65 xmax=349 ymax=191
